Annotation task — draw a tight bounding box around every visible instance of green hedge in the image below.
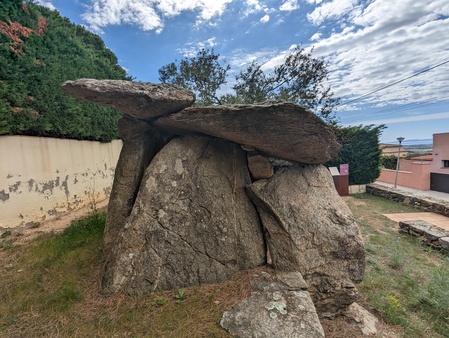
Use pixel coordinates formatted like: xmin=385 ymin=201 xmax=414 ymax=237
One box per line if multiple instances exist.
xmin=0 ymin=1 xmax=130 ymax=142
xmin=326 ymin=125 xmax=385 ymax=185
xmin=380 ymin=155 xmax=398 ymax=170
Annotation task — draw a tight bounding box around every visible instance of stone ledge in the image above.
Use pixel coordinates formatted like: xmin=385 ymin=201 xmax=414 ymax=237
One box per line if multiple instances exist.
xmin=399 ymin=220 xmax=449 ymax=252
xmin=366 ymin=184 xmax=449 ymax=217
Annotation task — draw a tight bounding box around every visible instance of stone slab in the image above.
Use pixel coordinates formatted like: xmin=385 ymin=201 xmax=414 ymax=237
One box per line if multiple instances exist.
xmin=154 ymin=103 xmax=340 ymax=164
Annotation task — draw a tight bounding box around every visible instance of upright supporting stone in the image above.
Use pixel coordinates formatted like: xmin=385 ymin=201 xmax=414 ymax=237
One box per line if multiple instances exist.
xmin=103 ymin=127 xmax=173 ymax=256
xmin=102 ymin=135 xmax=266 ymax=294
xmin=247 ymin=165 xmax=365 ymax=315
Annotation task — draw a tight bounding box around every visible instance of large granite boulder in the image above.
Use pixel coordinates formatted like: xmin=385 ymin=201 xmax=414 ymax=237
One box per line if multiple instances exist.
xmin=154 ymin=103 xmax=340 ymax=164
xmin=102 ymin=135 xmax=266 ymax=294
xmin=61 ymin=79 xmax=195 ymax=120
xmin=247 ymin=165 xmax=365 ymax=315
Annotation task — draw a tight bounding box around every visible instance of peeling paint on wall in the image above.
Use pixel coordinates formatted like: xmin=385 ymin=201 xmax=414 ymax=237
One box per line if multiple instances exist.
xmin=28 ymin=179 xmax=35 ymax=191
xmin=9 ymin=181 xmax=21 ymax=193
xmin=0 ymin=190 xmax=10 ymax=201
xmin=0 ymin=135 xmax=123 ymax=228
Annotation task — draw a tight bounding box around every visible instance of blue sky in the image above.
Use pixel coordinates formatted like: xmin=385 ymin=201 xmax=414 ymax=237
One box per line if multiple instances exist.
xmin=33 ymin=0 xmax=449 ymax=143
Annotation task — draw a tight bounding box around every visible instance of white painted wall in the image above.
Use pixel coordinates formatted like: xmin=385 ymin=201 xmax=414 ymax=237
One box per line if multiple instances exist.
xmin=0 ymin=135 xmax=123 ymax=229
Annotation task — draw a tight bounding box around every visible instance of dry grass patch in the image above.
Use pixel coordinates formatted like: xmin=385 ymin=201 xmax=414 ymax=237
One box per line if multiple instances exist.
xmin=0 ymin=213 xmax=269 ymax=337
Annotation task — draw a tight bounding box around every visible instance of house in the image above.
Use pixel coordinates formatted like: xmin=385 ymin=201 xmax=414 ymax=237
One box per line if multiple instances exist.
xmin=377 ymin=132 xmax=449 ymax=193
xmin=430 ymin=132 xmax=449 ymax=193
xmin=379 ymin=143 xmax=410 ymax=157
xmin=409 ymin=154 xmax=433 ymax=162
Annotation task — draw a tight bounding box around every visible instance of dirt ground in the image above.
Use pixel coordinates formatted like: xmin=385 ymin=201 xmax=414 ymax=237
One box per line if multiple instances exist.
xmin=383 ymin=212 xmax=449 ymax=230
xmin=0 ymin=199 xmax=108 ymax=245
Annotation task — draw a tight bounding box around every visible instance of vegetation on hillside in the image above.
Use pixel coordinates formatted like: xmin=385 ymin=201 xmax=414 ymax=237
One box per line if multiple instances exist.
xmin=1 ymin=195 xmax=449 ymax=337
xmin=0 ymin=0 xmax=130 ymax=142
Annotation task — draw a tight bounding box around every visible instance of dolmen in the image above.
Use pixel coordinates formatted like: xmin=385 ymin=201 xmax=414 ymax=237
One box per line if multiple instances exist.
xmin=63 ymin=79 xmax=366 ymax=337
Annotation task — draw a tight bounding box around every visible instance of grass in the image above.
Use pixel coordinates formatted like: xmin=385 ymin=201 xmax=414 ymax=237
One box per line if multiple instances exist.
xmin=348 ymin=194 xmax=449 ymax=338
xmin=0 ymin=211 xmax=256 ymax=337
xmin=1 ymin=195 xmax=449 ymax=337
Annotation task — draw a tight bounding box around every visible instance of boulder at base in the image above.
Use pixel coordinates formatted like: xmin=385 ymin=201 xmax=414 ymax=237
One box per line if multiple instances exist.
xmin=102 ymin=135 xmax=266 ymax=294
xmin=247 ymin=165 xmax=365 ymax=315
xmin=221 ymin=270 xmax=324 ymax=338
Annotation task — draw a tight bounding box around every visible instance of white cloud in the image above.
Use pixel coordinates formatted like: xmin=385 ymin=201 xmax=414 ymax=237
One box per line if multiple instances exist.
xmin=310 ymin=32 xmax=322 ymax=41
xmin=305 ymin=0 xmax=325 ymax=4
xmin=307 ymin=0 xmax=449 ymax=109
xmin=82 ymin=0 xmax=234 ymax=33
xmin=260 ymin=14 xmax=270 ymax=23
xmin=31 ymin=0 xmax=56 ymax=10
xmin=280 ymin=0 xmax=299 ymax=12
xmin=307 ymin=0 xmax=358 ymax=25
xmin=243 ymin=0 xmax=263 ymax=15
xmin=178 ymin=37 xmax=218 ymax=57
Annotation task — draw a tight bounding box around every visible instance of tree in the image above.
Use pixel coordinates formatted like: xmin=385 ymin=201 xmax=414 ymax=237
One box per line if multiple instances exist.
xmin=233 ymin=46 xmax=339 ymax=123
xmin=158 ymin=46 xmax=339 ymax=123
xmin=158 ymin=49 xmax=230 ymax=105
xmin=325 ymin=125 xmax=386 ymax=185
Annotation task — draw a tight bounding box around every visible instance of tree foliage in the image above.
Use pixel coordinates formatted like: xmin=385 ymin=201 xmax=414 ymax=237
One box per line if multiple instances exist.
xmin=158 ymin=46 xmax=339 ymax=123
xmin=158 ymin=47 xmax=385 ymax=182
xmin=158 ymin=49 xmax=230 ymax=106
xmin=326 ymin=125 xmax=385 ymax=185
xmin=0 ymin=0 xmax=130 ymax=142
xmin=233 ymin=46 xmax=339 ymax=123
xmin=380 ymin=155 xmax=398 ymax=170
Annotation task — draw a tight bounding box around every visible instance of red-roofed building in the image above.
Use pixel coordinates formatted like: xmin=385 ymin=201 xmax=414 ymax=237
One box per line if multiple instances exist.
xmin=377 ymin=133 xmax=449 ymax=192
xmin=409 ymin=154 xmax=433 ymax=162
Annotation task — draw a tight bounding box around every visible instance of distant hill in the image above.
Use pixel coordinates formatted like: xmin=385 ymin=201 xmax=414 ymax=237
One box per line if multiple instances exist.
xmin=0 ymin=0 xmax=130 ymax=142
xmin=384 ymin=139 xmax=433 ymax=146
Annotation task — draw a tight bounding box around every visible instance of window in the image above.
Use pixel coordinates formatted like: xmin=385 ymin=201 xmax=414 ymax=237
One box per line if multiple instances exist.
xmin=442 ymin=160 xmax=449 ymax=168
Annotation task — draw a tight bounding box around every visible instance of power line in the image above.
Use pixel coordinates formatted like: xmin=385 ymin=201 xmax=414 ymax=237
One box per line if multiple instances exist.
xmin=340 ymin=98 xmax=444 ymax=122
xmin=340 ymin=97 xmax=440 ymax=118
xmin=339 ymin=59 xmax=449 ymax=107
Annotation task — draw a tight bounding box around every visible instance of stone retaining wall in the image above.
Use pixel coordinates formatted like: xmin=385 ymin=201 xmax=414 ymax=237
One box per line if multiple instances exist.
xmin=366 ymin=183 xmax=449 ymax=217
xmin=399 ymin=220 xmax=449 ymax=253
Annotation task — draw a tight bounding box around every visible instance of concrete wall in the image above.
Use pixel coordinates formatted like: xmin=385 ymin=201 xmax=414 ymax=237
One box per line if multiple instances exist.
xmin=0 ymin=135 xmax=123 ymax=229
xmin=377 ymin=159 xmax=431 ymax=190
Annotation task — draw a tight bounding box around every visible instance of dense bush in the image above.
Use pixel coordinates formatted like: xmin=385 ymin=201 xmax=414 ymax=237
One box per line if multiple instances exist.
xmin=326 ymin=125 xmax=385 ymax=185
xmin=380 ymin=155 xmax=398 ymax=170
xmin=0 ymin=0 xmax=130 ymax=141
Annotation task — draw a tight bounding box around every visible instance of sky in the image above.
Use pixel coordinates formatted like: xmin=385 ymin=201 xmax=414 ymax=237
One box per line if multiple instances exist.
xmin=32 ymin=0 xmax=449 ymax=144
